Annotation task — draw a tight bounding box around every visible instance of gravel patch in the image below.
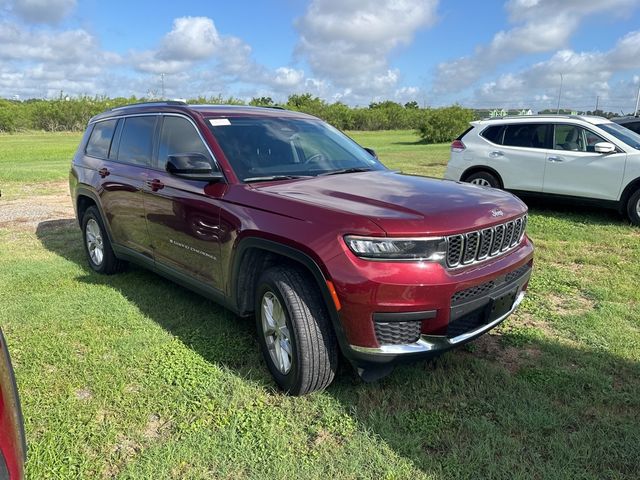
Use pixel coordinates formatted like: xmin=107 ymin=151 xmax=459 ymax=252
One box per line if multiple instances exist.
xmin=0 ymin=183 xmax=74 ymax=232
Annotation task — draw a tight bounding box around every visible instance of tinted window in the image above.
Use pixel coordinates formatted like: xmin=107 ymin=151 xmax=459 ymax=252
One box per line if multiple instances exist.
xmin=598 ymin=122 xmax=640 ymax=150
xmin=480 ymin=125 xmax=504 ymax=144
xmin=503 ymin=124 xmax=547 ymax=148
xmin=208 ymin=117 xmax=384 ymax=182
xmin=554 ymin=125 xmax=607 ymax=152
xmin=624 ymin=121 xmax=640 ymax=134
xmin=116 ymin=116 xmax=156 ymax=166
xmin=158 ymin=116 xmax=212 ymax=168
xmin=85 ymin=119 xmax=117 ymax=158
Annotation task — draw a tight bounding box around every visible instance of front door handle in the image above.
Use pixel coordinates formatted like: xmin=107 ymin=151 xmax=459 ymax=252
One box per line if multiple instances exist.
xmin=146 ymin=179 xmax=165 ymax=192
xmin=98 ymin=167 xmax=110 ymax=178
xmin=548 ymin=156 xmax=564 ymax=163
xmin=489 ymin=151 xmax=504 ymax=158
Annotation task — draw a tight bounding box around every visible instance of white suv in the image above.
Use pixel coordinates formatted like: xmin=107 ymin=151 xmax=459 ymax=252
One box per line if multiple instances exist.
xmin=444 ymin=115 xmax=640 ymax=225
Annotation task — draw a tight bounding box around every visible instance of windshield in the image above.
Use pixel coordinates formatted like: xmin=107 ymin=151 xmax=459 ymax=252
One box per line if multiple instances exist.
xmin=599 ymin=122 xmax=640 ymax=150
xmin=207 ymin=117 xmax=385 ymax=182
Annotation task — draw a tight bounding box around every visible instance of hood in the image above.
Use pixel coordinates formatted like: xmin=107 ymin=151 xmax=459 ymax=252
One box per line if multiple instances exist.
xmin=253 ymin=171 xmax=527 ymax=236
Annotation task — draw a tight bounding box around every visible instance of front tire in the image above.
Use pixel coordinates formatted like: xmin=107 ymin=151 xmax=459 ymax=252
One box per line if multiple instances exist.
xmin=626 ymin=189 xmax=640 ymax=226
xmin=465 ymin=171 xmax=500 ymax=188
xmin=255 ymin=266 xmax=338 ymax=395
xmin=81 ymin=206 xmax=126 ymax=274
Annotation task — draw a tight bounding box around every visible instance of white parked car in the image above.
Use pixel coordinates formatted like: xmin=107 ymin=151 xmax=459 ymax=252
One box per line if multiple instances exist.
xmin=444 ymin=115 xmax=640 ymax=225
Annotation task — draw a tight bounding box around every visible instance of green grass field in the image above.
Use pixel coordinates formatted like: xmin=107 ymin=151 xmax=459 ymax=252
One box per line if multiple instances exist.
xmin=0 ymin=130 xmax=639 ymax=479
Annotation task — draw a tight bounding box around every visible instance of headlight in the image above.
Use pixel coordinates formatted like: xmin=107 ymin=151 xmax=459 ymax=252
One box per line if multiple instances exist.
xmin=344 ymin=235 xmax=446 ymax=261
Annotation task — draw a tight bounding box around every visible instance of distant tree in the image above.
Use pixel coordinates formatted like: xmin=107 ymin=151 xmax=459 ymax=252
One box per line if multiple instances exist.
xmin=249 ymin=96 xmax=275 ymax=107
xmin=404 ymin=101 xmax=419 ymax=109
xmin=417 ymin=105 xmax=473 ymax=144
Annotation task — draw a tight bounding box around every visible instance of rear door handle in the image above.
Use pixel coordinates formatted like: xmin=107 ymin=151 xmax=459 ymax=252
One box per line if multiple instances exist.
xmin=146 ymin=179 xmax=164 ymax=192
xmin=489 ymin=151 xmax=504 ymax=158
xmin=98 ymin=167 xmax=110 ymax=178
xmin=547 ymin=156 xmax=564 ymax=163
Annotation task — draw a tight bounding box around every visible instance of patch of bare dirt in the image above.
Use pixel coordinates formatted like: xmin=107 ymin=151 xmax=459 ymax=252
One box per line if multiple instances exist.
xmin=0 ymin=181 xmax=74 ymax=232
xmin=143 ymin=414 xmax=171 ymax=441
xmin=467 ymin=332 xmax=542 ymax=374
xmin=75 ymin=388 xmax=93 ymax=400
xmin=548 ymin=292 xmax=595 ymax=316
xmin=517 ymin=312 xmax=555 ymax=335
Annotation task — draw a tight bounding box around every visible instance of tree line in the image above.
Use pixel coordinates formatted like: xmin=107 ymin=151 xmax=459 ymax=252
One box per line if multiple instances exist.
xmin=0 ymin=93 xmax=473 ymax=144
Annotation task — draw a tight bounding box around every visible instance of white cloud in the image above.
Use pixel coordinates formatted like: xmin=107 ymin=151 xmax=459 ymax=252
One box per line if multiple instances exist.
xmin=0 ymin=20 xmax=121 ymax=98
xmin=4 ymin=0 xmax=76 ymax=24
xmin=272 ymin=67 xmax=305 ymax=88
xmin=159 ymin=17 xmax=221 ymax=61
xmin=0 ymin=22 xmax=115 ymax=64
xmin=470 ymin=30 xmax=640 ymax=112
xmin=295 ymin=0 xmax=438 ymax=98
xmin=131 ymin=16 xmax=261 ymax=82
xmin=433 ymin=0 xmax=639 ymax=93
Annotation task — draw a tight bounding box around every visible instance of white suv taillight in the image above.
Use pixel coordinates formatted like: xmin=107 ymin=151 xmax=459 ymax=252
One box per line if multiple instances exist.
xmin=451 ymin=139 xmax=466 ymax=152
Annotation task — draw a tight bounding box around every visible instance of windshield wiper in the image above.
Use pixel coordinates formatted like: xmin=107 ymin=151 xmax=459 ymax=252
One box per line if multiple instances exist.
xmin=243 ymin=175 xmax=311 ymax=183
xmin=319 ymin=167 xmax=373 ymax=176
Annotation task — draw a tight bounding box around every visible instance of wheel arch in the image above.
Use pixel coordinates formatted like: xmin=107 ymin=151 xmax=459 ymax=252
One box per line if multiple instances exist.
xmin=229 ymin=237 xmax=350 ymax=353
xmin=75 ymin=187 xmax=115 ymax=242
xmin=460 ymin=166 xmax=504 ymax=189
xmin=619 ymin=177 xmax=640 ymax=212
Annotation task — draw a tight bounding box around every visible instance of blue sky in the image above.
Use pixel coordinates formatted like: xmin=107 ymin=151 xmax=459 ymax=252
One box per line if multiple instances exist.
xmin=1 ymin=0 xmax=640 ymax=112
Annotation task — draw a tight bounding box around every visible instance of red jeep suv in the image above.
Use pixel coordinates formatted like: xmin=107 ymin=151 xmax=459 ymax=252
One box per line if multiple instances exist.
xmin=69 ymin=102 xmax=534 ymax=395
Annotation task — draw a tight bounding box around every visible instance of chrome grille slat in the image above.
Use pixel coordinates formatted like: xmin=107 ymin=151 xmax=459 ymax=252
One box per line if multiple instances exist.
xmin=511 ymin=218 xmax=522 ymax=247
xmin=491 ymin=225 xmax=504 ymax=255
xmin=502 ymin=221 xmax=514 ymax=251
xmin=446 ymin=235 xmax=464 ymax=267
xmin=445 ymin=215 xmax=527 ymax=269
xmin=477 ymin=229 xmax=493 ymax=260
xmin=462 ymin=231 xmax=480 ymax=264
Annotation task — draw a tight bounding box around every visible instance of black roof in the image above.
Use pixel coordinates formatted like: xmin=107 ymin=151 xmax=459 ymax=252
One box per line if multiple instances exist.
xmin=88 ymin=102 xmax=315 ymax=124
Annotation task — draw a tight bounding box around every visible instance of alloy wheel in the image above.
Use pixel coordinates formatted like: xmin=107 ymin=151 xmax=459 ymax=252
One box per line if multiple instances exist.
xmin=85 ymin=218 xmax=104 ymax=266
xmin=261 ymin=291 xmax=293 ymax=374
xmin=471 ymin=178 xmax=491 ymax=187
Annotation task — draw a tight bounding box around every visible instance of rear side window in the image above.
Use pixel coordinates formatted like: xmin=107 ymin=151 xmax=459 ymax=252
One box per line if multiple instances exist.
xmin=503 ymin=123 xmax=548 ymax=149
xmin=158 ymin=116 xmax=212 ymax=168
xmin=85 ymin=119 xmax=117 ymax=158
xmin=116 ymin=116 xmax=157 ymax=167
xmin=480 ymin=125 xmax=505 ymax=144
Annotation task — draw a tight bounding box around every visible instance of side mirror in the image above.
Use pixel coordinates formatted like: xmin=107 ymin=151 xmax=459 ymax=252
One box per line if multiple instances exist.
xmin=594 ymin=142 xmax=616 ymax=154
xmin=364 ymin=147 xmax=378 ymax=159
xmin=166 ymin=153 xmax=225 ymax=182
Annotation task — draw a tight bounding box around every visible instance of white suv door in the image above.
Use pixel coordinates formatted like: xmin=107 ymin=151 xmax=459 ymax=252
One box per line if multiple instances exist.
xmin=543 ymin=124 xmax=627 ymax=200
xmin=487 ymin=123 xmax=549 ymax=192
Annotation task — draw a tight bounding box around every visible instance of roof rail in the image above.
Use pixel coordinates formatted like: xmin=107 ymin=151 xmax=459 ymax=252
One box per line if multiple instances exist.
xmin=110 ymin=100 xmax=188 ymax=111
xmin=482 ymin=114 xmax=581 ymax=121
xmin=262 ymin=105 xmax=286 ymax=110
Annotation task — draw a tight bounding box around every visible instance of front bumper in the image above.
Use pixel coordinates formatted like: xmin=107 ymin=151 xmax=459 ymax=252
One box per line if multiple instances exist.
xmin=326 ymin=239 xmax=534 ymax=369
xmin=350 ymin=291 xmax=525 ymax=358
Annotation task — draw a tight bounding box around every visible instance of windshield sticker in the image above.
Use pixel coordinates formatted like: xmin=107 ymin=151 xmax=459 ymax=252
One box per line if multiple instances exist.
xmin=209 ymin=118 xmax=231 ymax=127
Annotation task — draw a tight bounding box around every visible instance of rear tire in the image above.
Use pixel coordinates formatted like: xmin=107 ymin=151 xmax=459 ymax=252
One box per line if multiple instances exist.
xmin=626 ymin=189 xmax=640 ymax=226
xmin=81 ymin=206 xmax=126 ymax=274
xmin=465 ymin=171 xmax=500 ymax=188
xmin=255 ymin=266 xmax=338 ymax=395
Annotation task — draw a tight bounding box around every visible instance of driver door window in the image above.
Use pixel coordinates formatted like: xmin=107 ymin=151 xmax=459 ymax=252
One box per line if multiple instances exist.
xmin=553 ymin=125 xmax=607 ymax=153
xmin=157 ymin=116 xmax=213 ymax=169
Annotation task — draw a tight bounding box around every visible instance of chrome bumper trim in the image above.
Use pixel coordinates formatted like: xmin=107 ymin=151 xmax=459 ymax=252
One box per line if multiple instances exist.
xmin=349 ymin=291 xmax=526 ymax=356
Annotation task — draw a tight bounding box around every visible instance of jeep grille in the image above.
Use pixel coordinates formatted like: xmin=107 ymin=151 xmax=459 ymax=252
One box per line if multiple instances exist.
xmin=446 ymin=215 xmax=527 ymax=268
